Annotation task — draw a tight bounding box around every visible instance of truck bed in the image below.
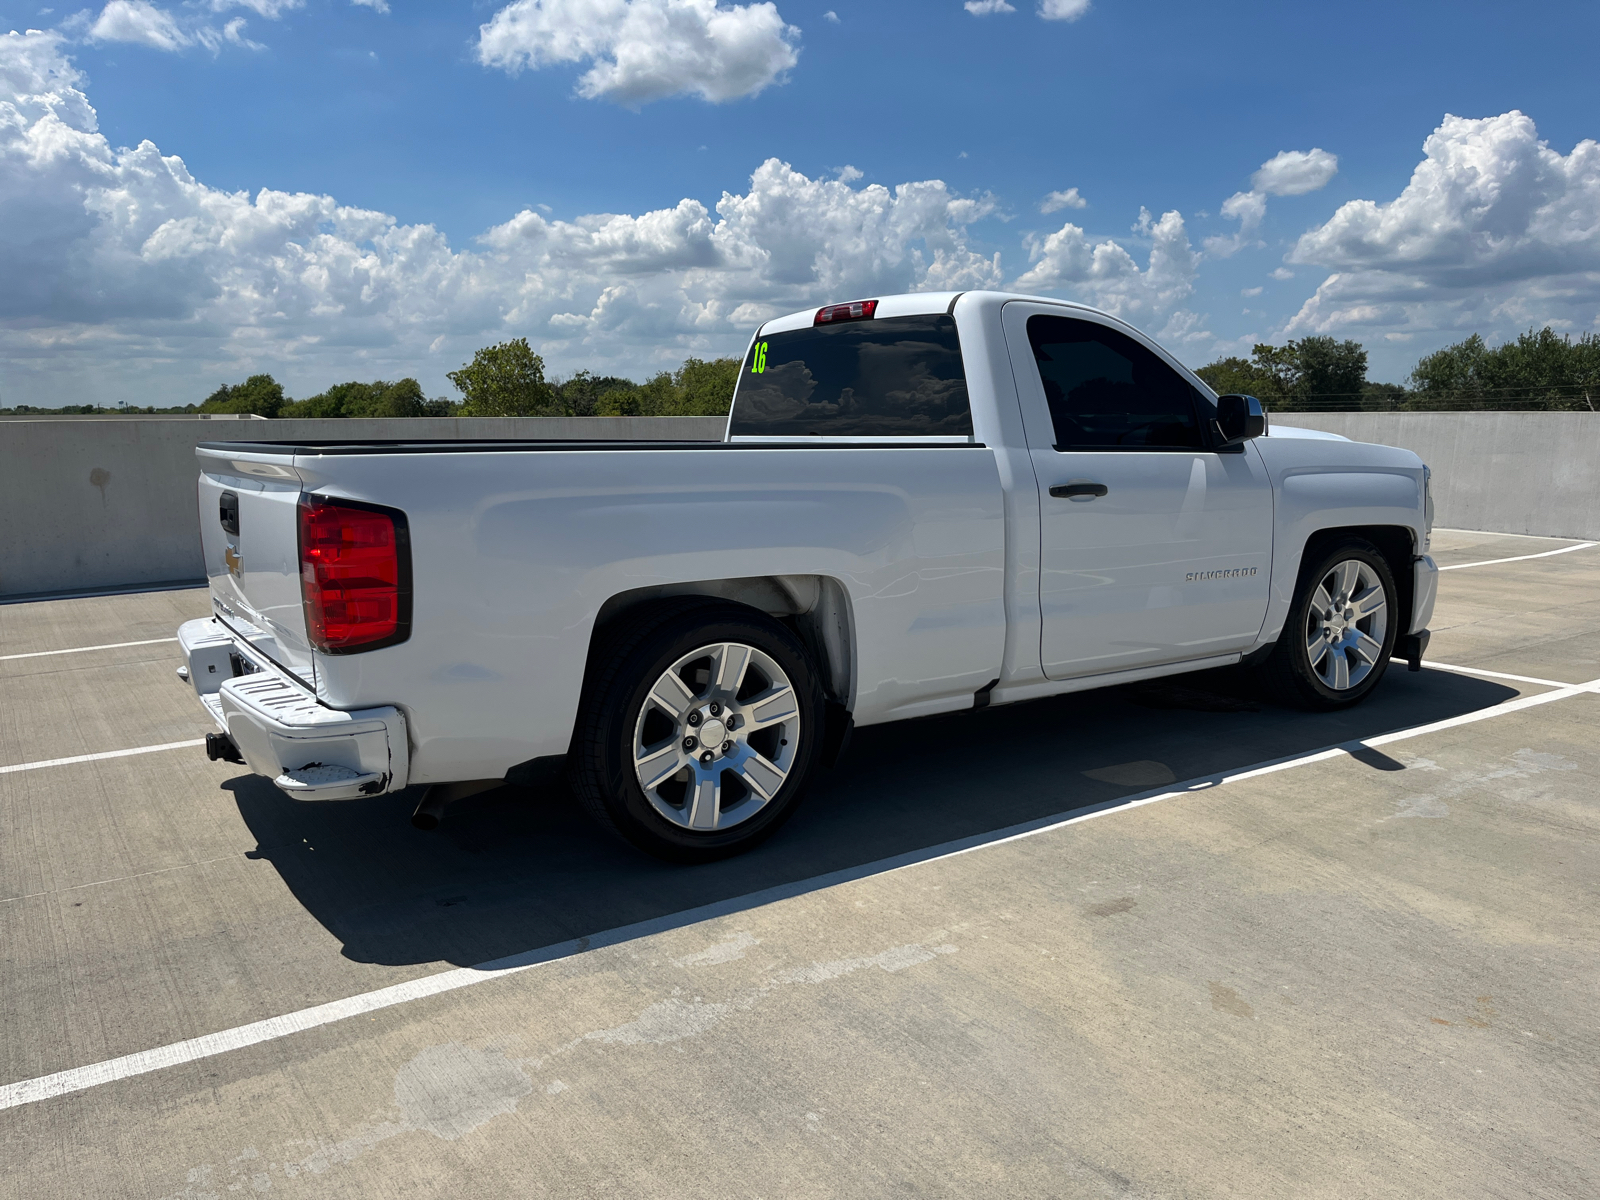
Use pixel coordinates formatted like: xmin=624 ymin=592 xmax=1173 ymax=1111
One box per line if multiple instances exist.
xmin=194 ymin=439 xmax=1010 ymax=787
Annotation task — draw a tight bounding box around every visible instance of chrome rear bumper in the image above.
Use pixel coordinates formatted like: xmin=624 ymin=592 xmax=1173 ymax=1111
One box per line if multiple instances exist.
xmin=177 ymin=617 xmax=409 ymax=800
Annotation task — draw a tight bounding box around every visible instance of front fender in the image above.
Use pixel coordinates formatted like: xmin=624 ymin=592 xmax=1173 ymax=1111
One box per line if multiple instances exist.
xmin=1253 ymin=439 xmax=1426 ymax=645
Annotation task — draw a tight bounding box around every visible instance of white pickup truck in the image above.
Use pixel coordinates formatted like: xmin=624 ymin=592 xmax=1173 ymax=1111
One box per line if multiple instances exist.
xmin=179 ymin=290 xmax=1437 ymax=860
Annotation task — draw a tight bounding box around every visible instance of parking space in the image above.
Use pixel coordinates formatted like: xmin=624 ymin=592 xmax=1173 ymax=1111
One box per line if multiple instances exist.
xmin=2 ymin=533 xmax=1598 ymax=1198
xmin=1424 ymin=530 xmax=1600 ymax=684
xmin=0 ymin=587 xmax=206 ymax=658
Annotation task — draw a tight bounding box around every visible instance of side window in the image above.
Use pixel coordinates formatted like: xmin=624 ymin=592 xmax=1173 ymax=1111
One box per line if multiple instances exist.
xmin=1025 ymin=315 xmax=1206 ymax=450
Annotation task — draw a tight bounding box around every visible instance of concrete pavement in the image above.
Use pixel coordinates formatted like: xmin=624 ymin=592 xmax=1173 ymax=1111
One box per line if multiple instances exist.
xmin=2 ymin=530 xmax=1597 ymax=1198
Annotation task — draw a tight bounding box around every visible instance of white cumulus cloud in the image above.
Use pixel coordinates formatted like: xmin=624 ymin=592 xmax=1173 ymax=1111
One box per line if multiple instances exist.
xmin=1038 ymin=0 xmax=1090 ymax=19
xmin=1014 ymin=208 xmax=1199 ymax=325
xmin=0 ymin=30 xmax=1012 ymax=405
xmin=964 ymin=1 xmax=1016 ymax=14
xmin=204 ymin=0 xmax=303 ymax=17
xmin=477 ymin=0 xmax=801 ymax=105
xmin=86 ymin=0 xmax=274 ymax=52
xmin=1204 ymin=147 xmax=1337 ymax=259
xmin=1219 ymin=189 xmax=1266 ymax=230
xmin=197 ymin=17 xmax=265 ymax=50
xmin=1040 ymin=186 xmax=1085 ymax=213
xmin=1285 ymin=111 xmax=1600 ymax=340
xmin=88 ymin=1 xmax=190 ymax=50
xmin=1251 ymin=147 xmax=1338 ymax=196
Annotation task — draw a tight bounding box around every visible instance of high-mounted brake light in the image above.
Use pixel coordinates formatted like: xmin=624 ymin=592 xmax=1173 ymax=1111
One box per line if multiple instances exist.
xmin=298 ymin=495 xmax=412 ymax=653
xmin=814 ymin=299 xmax=878 ymax=325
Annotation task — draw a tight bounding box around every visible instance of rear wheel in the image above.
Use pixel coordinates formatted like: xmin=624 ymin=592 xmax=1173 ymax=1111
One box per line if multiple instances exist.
xmin=1258 ymin=538 xmax=1398 ymax=710
xmin=569 ymin=602 xmax=824 ymax=862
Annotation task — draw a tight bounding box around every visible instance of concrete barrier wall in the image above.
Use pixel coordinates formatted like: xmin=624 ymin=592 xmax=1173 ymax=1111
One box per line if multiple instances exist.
xmin=0 ymin=416 xmax=725 ymax=598
xmin=1272 ymin=412 xmax=1600 ymax=541
xmin=4 ymin=411 xmax=1596 ymax=598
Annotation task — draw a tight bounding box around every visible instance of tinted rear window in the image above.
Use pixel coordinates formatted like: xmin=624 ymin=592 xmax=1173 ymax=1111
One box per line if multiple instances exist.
xmin=729 ymin=314 xmax=972 ymax=437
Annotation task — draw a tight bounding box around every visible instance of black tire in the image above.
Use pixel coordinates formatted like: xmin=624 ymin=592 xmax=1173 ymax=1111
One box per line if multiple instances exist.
xmin=1257 ymin=537 xmax=1399 ymax=711
xmin=568 ymin=600 xmax=825 ymax=862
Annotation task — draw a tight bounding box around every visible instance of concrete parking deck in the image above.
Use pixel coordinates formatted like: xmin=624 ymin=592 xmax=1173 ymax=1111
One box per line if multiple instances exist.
xmin=2 ymin=529 xmax=1598 ymax=1198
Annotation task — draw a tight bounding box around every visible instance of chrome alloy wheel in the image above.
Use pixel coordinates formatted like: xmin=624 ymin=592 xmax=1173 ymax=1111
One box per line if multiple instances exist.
xmin=632 ymin=641 xmax=801 ymax=832
xmin=1305 ymin=558 xmax=1389 ymax=691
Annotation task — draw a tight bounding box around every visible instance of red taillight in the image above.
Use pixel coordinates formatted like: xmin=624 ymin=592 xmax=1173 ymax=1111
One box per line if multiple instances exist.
xmin=814 ymin=299 xmax=878 ymax=325
xmin=297 ymin=495 xmax=411 ymax=653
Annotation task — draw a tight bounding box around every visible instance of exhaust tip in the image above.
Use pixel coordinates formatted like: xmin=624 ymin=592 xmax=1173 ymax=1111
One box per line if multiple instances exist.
xmin=411 ymin=785 xmax=450 ymax=831
xmin=410 ymin=780 xmax=502 ymax=832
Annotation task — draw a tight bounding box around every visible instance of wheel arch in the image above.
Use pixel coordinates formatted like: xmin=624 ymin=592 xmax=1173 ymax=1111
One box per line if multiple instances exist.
xmin=590 ymin=575 xmax=856 ymax=710
xmin=1298 ymin=524 xmax=1417 ymax=632
xmin=1259 ymin=522 xmax=1420 ymax=649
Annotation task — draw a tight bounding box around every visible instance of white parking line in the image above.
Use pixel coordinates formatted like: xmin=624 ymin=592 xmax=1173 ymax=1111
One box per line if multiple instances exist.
xmin=1421 ymin=661 xmax=1573 ymax=689
xmin=0 ymin=740 xmax=207 ymax=776
xmin=3 ymin=672 xmax=1596 ymax=1114
xmin=0 ymin=637 xmax=179 ymax=662
xmin=1434 ymin=527 xmax=1582 ymax=540
xmin=1439 ymin=542 xmax=1597 ymax=570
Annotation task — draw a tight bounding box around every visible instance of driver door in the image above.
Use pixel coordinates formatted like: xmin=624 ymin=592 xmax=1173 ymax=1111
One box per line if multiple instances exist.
xmin=1001 ymin=303 xmax=1274 ymax=680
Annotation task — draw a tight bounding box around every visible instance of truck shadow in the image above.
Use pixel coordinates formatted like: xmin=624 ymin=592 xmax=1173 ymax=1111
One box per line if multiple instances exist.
xmin=228 ymin=666 xmax=1518 ymax=968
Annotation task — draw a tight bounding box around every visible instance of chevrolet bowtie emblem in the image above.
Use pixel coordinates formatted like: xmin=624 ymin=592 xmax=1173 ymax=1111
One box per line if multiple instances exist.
xmin=224 ymin=542 xmax=243 ymax=577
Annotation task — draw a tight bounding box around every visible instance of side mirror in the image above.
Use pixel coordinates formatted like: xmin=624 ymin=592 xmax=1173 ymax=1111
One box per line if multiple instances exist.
xmin=1214 ymin=394 xmax=1266 ymax=446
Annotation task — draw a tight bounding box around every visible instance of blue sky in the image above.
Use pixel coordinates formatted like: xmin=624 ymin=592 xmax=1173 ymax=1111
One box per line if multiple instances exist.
xmin=2 ymin=0 xmax=1598 ymax=406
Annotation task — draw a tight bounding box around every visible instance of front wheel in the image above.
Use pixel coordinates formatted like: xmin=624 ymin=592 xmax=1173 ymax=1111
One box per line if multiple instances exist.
xmin=569 ymin=602 xmax=824 ymax=862
xmin=1258 ymin=538 xmax=1398 ymax=711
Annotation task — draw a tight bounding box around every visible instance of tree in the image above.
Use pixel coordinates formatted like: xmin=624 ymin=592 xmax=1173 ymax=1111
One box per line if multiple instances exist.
xmin=597 ymin=372 xmax=676 ymax=416
xmin=1408 ymin=334 xmax=1486 ymax=406
xmin=592 ymin=358 xmax=741 ymax=417
xmin=446 ymin=339 xmax=555 ymax=416
xmin=1294 ymin=336 xmax=1367 ymax=408
xmin=200 ymin=374 xmax=287 ymax=418
xmin=1361 ymin=381 xmax=1409 ymax=411
xmin=1408 ymin=327 xmax=1600 ymax=410
xmin=674 ymin=357 xmax=741 ymax=415
xmin=551 ymin=370 xmax=639 ymax=417
xmin=284 ymin=378 xmax=428 ymax=418
xmin=1247 ymin=343 xmax=1301 ymax=406
xmin=1194 ymin=338 xmax=1369 ymax=411
xmin=1194 ymin=356 xmax=1274 ymax=402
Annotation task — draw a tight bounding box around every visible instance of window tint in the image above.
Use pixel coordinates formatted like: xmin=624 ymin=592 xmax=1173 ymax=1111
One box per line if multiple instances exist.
xmin=1026 ymin=315 xmax=1206 ymax=450
xmin=729 ymin=314 xmax=972 ymax=437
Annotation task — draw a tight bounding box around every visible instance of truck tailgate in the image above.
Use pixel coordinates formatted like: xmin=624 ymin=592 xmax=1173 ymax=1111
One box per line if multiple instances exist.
xmin=196 ymin=446 xmax=318 ymax=684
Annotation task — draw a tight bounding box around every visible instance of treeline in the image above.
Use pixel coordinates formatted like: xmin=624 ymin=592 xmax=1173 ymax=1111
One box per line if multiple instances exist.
xmin=1406 ymin=328 xmax=1600 ymax=409
xmin=441 ymin=339 xmax=739 ymax=417
xmin=9 ymin=326 xmax=1596 ymax=418
xmin=0 ymin=339 xmax=743 ymax=418
xmin=1 ymin=402 xmax=206 ymax=414
xmin=1197 ymin=327 xmax=1600 ymax=412
xmin=198 ymin=375 xmax=456 ymax=419
xmin=192 ymin=339 xmax=740 ymax=419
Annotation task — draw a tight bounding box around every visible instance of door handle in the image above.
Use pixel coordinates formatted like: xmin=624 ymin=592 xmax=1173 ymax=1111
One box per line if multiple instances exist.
xmin=1050 ymin=482 xmax=1108 ymax=499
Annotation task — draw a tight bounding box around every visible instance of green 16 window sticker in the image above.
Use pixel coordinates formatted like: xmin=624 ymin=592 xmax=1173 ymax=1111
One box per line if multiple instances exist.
xmin=750 ymin=341 xmax=768 ymax=374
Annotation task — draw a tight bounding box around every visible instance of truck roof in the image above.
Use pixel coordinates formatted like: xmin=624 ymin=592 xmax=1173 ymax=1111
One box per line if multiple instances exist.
xmin=755 ymin=289 xmax=1122 ymax=337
